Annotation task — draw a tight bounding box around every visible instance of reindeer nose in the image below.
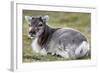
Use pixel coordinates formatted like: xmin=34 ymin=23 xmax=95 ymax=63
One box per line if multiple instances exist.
xmin=29 ymin=30 xmax=36 ymax=37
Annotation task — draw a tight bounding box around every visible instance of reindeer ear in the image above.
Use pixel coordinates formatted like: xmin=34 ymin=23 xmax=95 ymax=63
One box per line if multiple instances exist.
xmin=25 ymin=16 xmax=33 ymax=24
xmin=41 ymin=15 xmax=49 ymax=22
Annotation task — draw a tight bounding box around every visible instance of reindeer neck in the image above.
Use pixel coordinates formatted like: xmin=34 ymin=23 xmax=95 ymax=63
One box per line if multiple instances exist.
xmin=37 ymin=25 xmax=57 ymax=48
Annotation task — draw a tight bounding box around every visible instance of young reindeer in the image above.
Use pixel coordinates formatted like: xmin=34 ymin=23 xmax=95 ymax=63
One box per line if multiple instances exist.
xmin=25 ymin=15 xmax=90 ymax=59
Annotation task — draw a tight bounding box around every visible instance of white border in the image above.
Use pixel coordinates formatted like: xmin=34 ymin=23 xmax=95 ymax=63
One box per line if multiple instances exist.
xmin=11 ymin=1 xmax=97 ymax=72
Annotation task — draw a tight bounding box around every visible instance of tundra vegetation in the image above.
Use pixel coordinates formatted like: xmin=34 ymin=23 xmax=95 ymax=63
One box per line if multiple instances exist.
xmin=23 ymin=10 xmax=91 ymax=62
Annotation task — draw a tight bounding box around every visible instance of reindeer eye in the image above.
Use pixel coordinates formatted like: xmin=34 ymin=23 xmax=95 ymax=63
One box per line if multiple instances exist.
xmin=38 ymin=24 xmax=42 ymax=26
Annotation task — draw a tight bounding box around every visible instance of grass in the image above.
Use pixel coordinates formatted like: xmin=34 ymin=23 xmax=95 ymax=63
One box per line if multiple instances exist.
xmin=22 ymin=10 xmax=91 ymax=63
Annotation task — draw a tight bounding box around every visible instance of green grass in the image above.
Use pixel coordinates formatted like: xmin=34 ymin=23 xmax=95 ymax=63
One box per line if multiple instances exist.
xmin=22 ymin=10 xmax=91 ymax=63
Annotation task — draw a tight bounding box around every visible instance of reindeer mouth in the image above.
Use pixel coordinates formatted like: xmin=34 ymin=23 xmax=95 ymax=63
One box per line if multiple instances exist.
xmin=28 ymin=31 xmax=36 ymax=39
xmin=28 ymin=34 xmax=35 ymax=39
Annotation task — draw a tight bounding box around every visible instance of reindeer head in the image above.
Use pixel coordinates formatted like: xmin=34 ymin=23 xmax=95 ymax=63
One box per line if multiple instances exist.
xmin=25 ymin=15 xmax=49 ymax=38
